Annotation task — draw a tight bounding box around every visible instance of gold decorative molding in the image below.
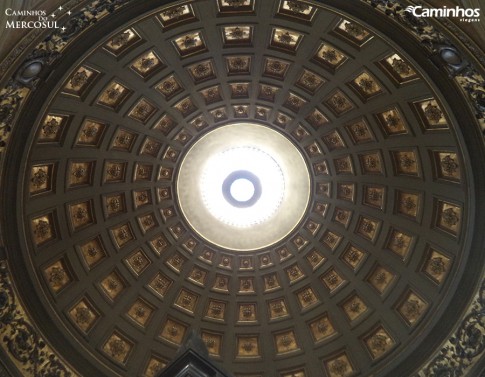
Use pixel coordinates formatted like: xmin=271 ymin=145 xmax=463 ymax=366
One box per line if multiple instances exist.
xmin=0 ymin=260 xmax=78 ymax=376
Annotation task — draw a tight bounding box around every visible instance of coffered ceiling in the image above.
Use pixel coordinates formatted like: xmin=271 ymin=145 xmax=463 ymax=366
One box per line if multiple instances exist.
xmin=0 ymin=1 xmax=484 ymax=377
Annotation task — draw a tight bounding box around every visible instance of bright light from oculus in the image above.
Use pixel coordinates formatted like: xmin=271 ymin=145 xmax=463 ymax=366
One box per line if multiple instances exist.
xmin=176 ymin=122 xmax=310 ymax=251
xmin=200 ymin=147 xmax=285 ymax=228
xmin=230 ymin=178 xmax=255 ymax=202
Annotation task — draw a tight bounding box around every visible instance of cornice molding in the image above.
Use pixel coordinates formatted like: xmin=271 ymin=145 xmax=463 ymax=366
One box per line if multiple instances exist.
xmin=0 ymin=260 xmax=78 ymax=376
xmin=416 ymin=276 xmax=485 ymax=376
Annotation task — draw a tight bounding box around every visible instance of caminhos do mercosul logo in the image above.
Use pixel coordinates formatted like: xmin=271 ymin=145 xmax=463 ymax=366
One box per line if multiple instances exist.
xmin=4 ymin=6 xmax=73 ymax=30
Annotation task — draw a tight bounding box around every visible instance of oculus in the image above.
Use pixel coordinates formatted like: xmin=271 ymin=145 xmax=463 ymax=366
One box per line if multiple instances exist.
xmin=176 ymin=123 xmax=310 ymax=251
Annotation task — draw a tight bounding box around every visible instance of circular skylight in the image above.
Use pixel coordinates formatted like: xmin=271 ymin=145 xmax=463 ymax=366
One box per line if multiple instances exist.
xmin=228 ymin=176 xmax=256 ymax=203
xmin=223 ymin=171 xmax=262 ymax=207
xmin=201 ymin=147 xmax=285 ymax=227
xmin=176 ymin=123 xmax=310 ymax=251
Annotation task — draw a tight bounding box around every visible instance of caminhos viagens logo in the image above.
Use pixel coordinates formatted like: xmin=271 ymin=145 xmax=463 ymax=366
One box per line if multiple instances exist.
xmin=405 ymin=5 xmax=481 ymax=23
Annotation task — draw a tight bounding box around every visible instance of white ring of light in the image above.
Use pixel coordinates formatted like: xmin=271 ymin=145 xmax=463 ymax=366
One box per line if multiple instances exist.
xmin=201 ymin=147 xmax=285 ymax=228
xmin=176 ymin=123 xmax=311 ymax=251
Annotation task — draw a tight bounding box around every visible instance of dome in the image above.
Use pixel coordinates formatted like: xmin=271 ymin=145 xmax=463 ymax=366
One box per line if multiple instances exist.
xmin=0 ymin=1 xmax=484 ymax=376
